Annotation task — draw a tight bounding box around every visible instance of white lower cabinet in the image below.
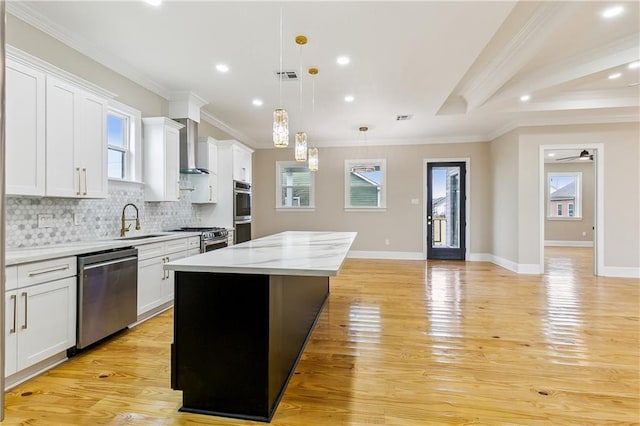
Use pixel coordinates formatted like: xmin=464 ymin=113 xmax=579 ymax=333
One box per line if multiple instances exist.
xmin=5 ymin=259 xmax=77 ymax=378
xmin=136 ymin=237 xmax=200 ymax=318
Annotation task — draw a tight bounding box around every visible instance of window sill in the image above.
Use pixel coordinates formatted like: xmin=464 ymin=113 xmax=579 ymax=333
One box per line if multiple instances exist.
xmin=345 ymin=208 xmax=387 ymax=212
xmin=546 ymin=216 xmax=583 ymax=221
xmin=108 ymin=179 xmax=145 ymax=186
xmin=276 ymin=207 xmax=316 ymax=212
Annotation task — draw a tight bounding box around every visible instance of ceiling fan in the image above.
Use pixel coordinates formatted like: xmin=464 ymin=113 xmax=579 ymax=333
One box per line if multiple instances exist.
xmin=555 ymin=149 xmax=593 ymax=161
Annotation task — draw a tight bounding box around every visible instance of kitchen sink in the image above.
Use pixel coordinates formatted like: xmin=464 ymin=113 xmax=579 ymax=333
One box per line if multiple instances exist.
xmin=118 ymin=234 xmax=168 ymax=240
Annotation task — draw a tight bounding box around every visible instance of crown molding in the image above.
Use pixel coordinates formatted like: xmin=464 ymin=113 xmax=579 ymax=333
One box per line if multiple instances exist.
xmin=487 ymin=34 xmax=640 ymax=108
xmin=486 ymin=111 xmax=640 ymax=141
xmin=200 ymin=110 xmax=257 ymax=148
xmin=461 ymin=2 xmax=574 ymax=111
xmin=6 ymin=45 xmax=117 ymax=99
xmin=7 ymin=2 xmax=173 ymax=100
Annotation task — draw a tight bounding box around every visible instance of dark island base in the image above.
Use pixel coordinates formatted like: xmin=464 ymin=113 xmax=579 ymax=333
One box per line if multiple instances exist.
xmin=171 ymin=271 xmax=330 ymax=422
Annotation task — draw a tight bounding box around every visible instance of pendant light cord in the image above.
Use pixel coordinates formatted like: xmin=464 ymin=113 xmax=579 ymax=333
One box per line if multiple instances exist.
xmin=279 ymin=6 xmax=283 ymax=108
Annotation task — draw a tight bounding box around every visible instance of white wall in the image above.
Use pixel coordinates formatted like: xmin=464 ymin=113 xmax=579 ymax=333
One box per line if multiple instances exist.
xmin=489 ymin=130 xmax=519 ymax=265
xmin=519 ymin=123 xmax=640 ymax=274
xmin=253 ymin=142 xmax=492 ymax=257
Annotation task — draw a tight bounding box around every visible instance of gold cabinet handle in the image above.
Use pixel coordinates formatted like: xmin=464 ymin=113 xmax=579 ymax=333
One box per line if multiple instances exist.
xmin=76 ymin=167 xmax=81 ymax=195
xmin=21 ymin=292 xmax=28 ymax=330
xmin=82 ymin=167 xmax=88 ymax=195
xmin=10 ymin=294 xmax=17 ymax=334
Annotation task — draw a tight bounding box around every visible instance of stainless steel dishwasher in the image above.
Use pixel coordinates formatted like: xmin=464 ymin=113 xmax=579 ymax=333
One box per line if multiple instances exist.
xmin=76 ymin=247 xmax=138 ymax=349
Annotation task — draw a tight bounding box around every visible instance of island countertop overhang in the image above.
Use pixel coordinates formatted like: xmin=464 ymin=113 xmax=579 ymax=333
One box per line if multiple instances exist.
xmin=164 ymin=231 xmax=357 ymax=277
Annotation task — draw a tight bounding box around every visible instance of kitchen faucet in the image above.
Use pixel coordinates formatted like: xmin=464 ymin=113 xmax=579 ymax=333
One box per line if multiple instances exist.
xmin=120 ymin=203 xmax=141 ymax=237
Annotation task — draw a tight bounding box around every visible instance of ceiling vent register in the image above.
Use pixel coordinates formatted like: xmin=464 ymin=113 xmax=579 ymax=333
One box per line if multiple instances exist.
xmin=396 ymin=114 xmax=413 ymax=121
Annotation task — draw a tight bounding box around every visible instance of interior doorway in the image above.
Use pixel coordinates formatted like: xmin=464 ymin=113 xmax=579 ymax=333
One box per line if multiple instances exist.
xmin=540 ymin=145 xmax=603 ymax=275
xmin=425 ymin=161 xmax=467 ymax=260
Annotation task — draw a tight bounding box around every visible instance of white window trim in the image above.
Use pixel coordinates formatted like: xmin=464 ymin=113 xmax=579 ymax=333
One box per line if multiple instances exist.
xmin=107 ymin=99 xmax=142 ymax=183
xmin=547 ymin=171 xmax=582 ymax=220
xmin=275 ymin=161 xmax=316 ymax=210
xmin=345 ymin=159 xmax=387 ymax=210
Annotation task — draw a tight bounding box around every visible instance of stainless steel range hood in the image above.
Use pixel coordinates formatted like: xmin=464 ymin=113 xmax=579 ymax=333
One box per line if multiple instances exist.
xmin=175 ymin=118 xmax=209 ymax=174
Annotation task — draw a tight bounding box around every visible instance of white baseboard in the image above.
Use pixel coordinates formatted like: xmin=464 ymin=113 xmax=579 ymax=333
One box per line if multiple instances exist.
xmin=545 ymin=240 xmax=593 ymax=247
xmin=600 ymin=266 xmax=640 ymax=279
xmin=476 ymin=254 xmax=542 ymax=274
xmin=490 ymin=255 xmax=519 ymax=273
xmin=348 ymin=250 xmax=424 ymax=260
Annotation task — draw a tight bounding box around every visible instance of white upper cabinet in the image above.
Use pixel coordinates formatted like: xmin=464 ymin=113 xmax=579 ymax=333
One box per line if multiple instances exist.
xmin=192 ymin=136 xmax=219 ymax=203
xmin=142 ymin=117 xmax=184 ymax=202
xmin=5 ymin=59 xmax=46 ymax=196
xmin=232 ymin=144 xmax=252 ymax=184
xmin=45 ymin=76 xmax=108 ymax=198
xmin=5 ymin=48 xmax=112 ymax=199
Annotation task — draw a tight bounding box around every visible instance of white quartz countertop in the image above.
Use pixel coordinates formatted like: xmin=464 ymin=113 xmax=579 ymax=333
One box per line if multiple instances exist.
xmin=164 ymin=231 xmax=357 ymax=277
xmin=6 ymin=232 xmax=201 ymax=266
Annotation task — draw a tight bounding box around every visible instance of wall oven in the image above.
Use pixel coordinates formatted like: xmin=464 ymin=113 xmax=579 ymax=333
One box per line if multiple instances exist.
xmin=234 ymin=181 xmax=252 ymax=244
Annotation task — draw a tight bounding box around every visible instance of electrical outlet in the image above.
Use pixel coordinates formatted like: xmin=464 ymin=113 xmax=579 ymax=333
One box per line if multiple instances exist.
xmin=582 ymin=231 xmax=587 ymax=237
xmin=411 ymin=198 xmax=419 ymax=205
xmin=73 ymin=213 xmax=84 ymax=226
xmin=37 ymin=214 xmax=54 ymax=228
xmin=384 ymin=238 xmax=390 ymax=246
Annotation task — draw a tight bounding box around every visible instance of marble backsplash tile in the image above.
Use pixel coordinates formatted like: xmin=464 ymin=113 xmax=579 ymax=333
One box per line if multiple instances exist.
xmin=6 ymin=178 xmax=200 ymax=248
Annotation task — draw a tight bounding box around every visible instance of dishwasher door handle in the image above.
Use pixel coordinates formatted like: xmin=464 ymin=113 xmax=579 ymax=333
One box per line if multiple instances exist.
xmin=83 ymin=256 xmax=138 ymax=271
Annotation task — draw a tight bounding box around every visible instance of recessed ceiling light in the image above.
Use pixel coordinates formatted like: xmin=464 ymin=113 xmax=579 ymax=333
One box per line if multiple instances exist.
xmin=344 ymin=95 xmax=355 ymax=102
xmin=608 ymin=72 xmax=622 ymax=80
xmin=144 ymin=0 xmax=162 ymax=6
xmin=547 ymin=153 xmax=556 ymax=157
xmin=520 ymin=94 xmax=531 ymax=102
xmin=252 ymin=99 xmax=263 ymax=107
xmin=337 ymin=56 xmax=350 ymax=66
xmin=602 ymin=5 xmax=624 ymax=18
xmin=215 ymin=64 xmax=229 ymax=73
xmin=628 ymin=61 xmax=640 ymax=69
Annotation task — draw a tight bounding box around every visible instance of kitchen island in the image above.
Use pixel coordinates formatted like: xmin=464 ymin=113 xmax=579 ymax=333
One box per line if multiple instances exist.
xmin=164 ymin=231 xmax=356 ymax=422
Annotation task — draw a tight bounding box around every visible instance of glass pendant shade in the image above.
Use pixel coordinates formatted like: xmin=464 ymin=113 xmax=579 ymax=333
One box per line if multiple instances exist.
xmin=295 ymin=132 xmax=308 ymax=161
xmin=273 ymin=108 xmax=289 ymax=147
xmin=308 ymin=147 xmax=319 ymax=171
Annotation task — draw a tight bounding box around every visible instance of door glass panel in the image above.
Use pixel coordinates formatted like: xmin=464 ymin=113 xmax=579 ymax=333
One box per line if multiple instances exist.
xmin=431 ymin=166 xmax=461 ymax=249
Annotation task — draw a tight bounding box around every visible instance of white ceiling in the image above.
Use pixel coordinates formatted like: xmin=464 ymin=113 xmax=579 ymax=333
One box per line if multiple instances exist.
xmin=8 ymin=1 xmax=640 ymax=149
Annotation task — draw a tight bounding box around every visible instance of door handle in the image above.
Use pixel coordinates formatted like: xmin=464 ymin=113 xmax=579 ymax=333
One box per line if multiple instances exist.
xmin=165 ymin=257 xmax=170 ymax=279
xmin=161 ymin=257 xmax=166 ymax=280
xmin=76 ymin=167 xmax=81 ymax=195
xmin=82 ymin=168 xmax=88 ymax=195
xmin=21 ymin=292 xmax=28 ymax=330
xmin=209 ymin=185 xmax=213 ymax=201
xmin=10 ymin=294 xmax=17 ymax=334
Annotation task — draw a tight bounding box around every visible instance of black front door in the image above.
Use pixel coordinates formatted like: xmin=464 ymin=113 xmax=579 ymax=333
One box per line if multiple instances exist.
xmin=427 ymin=162 xmax=466 ymax=260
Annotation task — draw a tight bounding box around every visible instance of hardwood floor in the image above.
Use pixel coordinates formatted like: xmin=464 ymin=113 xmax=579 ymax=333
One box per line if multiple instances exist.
xmin=4 ymin=249 xmax=639 ymax=425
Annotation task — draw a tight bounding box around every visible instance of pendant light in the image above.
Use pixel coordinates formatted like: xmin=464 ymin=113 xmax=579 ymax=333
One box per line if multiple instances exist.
xmin=273 ymin=8 xmax=288 ymax=148
xmin=307 ymin=67 xmax=319 ymax=171
xmin=308 ymin=147 xmax=319 ymax=172
xmin=294 ymin=35 xmax=308 ymax=161
xmin=295 ymin=132 xmax=307 ymax=161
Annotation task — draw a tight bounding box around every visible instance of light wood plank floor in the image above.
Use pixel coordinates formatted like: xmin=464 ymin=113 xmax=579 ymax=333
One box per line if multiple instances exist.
xmin=3 ymin=248 xmax=639 ymax=425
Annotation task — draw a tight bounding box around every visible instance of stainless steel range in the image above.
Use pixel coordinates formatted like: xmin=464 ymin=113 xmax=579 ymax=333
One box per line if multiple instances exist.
xmin=172 ymin=227 xmax=228 ymax=252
